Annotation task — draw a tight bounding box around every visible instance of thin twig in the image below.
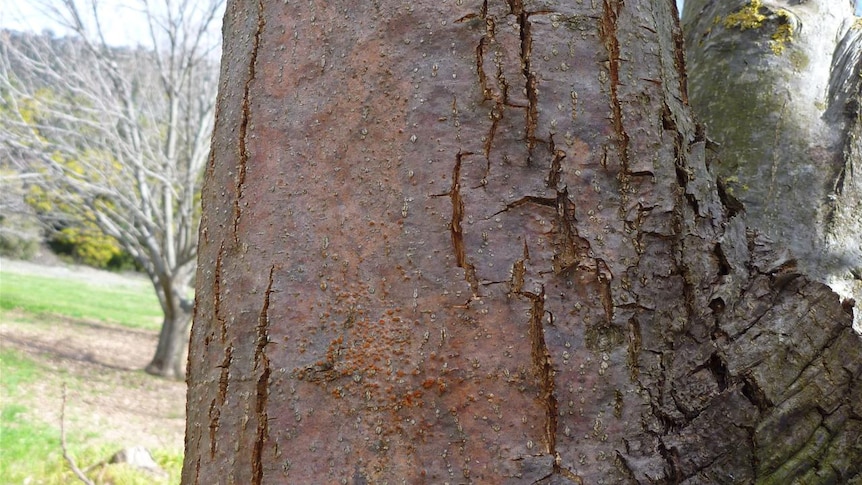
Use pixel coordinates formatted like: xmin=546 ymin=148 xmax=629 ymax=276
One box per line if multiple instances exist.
xmin=60 ymin=383 xmax=96 ymax=485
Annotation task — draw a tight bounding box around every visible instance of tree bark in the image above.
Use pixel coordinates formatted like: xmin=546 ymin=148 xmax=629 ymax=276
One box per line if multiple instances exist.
xmin=683 ymin=0 xmax=862 ymax=329
xmin=184 ymin=0 xmax=862 ymax=482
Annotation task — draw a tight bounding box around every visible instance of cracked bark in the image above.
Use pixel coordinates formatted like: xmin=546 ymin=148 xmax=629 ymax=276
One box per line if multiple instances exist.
xmin=251 ymin=265 xmax=274 ymax=484
xmin=439 ymin=150 xmax=480 ymax=297
xmin=184 ymin=0 xmax=862 ymax=483
xmin=232 ymin=0 xmax=265 ymax=241
xmin=683 ymin=0 xmax=862 ymax=330
xmin=600 ymin=0 xmax=630 ymax=174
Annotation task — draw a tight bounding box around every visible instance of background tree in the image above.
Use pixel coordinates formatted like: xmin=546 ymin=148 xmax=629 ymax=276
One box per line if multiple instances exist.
xmin=0 ymin=168 xmax=41 ymax=260
xmin=0 ymin=0 xmax=223 ymax=378
xmin=185 ymin=0 xmax=861 ymax=482
xmin=683 ymin=0 xmax=862 ymax=331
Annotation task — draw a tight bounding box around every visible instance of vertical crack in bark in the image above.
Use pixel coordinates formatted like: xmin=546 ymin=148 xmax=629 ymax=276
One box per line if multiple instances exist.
xmin=510 ymin=240 xmax=529 ymax=294
xmin=627 ymin=316 xmax=642 ymax=380
xmin=232 ymin=0 xmax=265 ymax=242
xmin=251 ymin=264 xmax=275 ymax=484
xmin=508 ymin=0 xmax=538 ymax=163
xmin=446 ymin=151 xmax=480 ymax=296
xmin=552 ymin=187 xmax=591 ymax=274
xmin=217 ymin=347 xmax=232 ymax=406
xmin=658 ymin=442 xmax=682 ymax=484
xmin=212 ymin=345 xmax=232 ymax=458
xmin=600 ymin=0 xmax=630 ymax=173
xmin=524 ymin=285 xmax=557 ymax=456
xmin=594 ymin=258 xmax=614 ymax=326
xmin=476 ymin=34 xmax=493 ymax=101
xmin=707 ymin=353 xmax=728 ymax=391
xmin=215 ymin=243 xmax=226 ymax=343
xmin=669 ymin=7 xmax=689 ymax=105
xmin=546 ymin=133 xmax=565 ymax=188
xmin=210 ymin=242 xmax=229 ymax=458
xmin=207 ymin=399 xmax=220 ymax=458
xmin=472 ymin=11 xmax=507 ymax=177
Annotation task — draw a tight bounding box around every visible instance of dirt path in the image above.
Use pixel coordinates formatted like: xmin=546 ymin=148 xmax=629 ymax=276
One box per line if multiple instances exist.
xmin=0 ymin=261 xmax=186 ymax=455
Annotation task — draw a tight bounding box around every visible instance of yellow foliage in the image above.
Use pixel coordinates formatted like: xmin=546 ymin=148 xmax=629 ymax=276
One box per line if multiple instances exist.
xmin=25 ymin=185 xmax=54 ymax=213
xmin=54 ymin=226 xmax=123 ymax=268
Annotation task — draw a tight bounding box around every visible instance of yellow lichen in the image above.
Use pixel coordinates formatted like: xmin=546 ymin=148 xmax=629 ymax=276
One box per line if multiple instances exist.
xmin=724 ymin=1 xmax=795 ymax=56
xmin=723 ymin=0 xmax=766 ymax=30
xmin=769 ymin=13 xmax=794 ymax=55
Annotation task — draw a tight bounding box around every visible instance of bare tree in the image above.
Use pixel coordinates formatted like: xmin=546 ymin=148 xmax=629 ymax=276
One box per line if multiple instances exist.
xmin=0 ymin=0 xmax=223 ymax=378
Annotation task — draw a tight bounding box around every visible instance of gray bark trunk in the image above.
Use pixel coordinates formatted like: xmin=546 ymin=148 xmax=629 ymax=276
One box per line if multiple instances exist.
xmin=183 ymin=0 xmax=862 ymax=482
xmin=683 ymin=0 xmax=862 ymax=330
xmin=145 ymin=274 xmax=192 ymax=379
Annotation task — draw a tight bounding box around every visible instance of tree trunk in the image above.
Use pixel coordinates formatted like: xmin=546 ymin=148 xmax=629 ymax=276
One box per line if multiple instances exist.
xmin=184 ymin=0 xmax=862 ymax=482
xmin=682 ymin=0 xmax=862 ymax=329
xmin=145 ymin=274 xmax=193 ymax=379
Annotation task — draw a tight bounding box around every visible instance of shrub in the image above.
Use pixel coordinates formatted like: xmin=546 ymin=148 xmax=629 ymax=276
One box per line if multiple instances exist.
xmin=49 ymin=227 xmax=123 ymax=269
xmin=0 ymin=226 xmax=40 ymax=260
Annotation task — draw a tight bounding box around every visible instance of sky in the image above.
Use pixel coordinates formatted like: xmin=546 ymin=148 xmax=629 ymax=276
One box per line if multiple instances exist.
xmin=0 ymin=0 xmax=858 ymax=46
xmin=0 ymin=0 xmax=154 ymax=46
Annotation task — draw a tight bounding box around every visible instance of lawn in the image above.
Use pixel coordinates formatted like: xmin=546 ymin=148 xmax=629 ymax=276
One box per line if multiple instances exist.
xmin=0 ymin=264 xmax=184 ymax=484
xmin=0 ymin=270 xmax=162 ymax=330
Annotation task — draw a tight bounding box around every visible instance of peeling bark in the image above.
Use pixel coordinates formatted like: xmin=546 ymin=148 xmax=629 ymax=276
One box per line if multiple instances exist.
xmin=683 ymin=0 xmax=862 ymax=330
xmin=184 ymin=0 xmax=862 ymax=483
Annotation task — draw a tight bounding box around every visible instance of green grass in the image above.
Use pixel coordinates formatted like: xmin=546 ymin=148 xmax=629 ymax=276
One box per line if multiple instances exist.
xmin=0 ymin=349 xmax=57 ymax=483
xmin=0 ymin=411 xmax=182 ymax=484
xmin=0 ymin=403 xmax=64 ymax=484
xmin=0 ymin=347 xmax=42 ymax=390
xmin=0 ymin=348 xmax=182 ymax=484
xmin=0 ymin=270 xmax=162 ymax=330
xmin=0 ymin=268 xmax=183 ymax=484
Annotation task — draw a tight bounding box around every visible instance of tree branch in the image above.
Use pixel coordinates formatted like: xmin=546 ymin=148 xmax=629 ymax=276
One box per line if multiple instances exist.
xmin=60 ymin=384 xmax=95 ymax=485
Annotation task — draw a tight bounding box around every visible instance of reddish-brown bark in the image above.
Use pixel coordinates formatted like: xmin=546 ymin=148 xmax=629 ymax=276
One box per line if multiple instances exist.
xmin=184 ymin=0 xmax=862 ymax=483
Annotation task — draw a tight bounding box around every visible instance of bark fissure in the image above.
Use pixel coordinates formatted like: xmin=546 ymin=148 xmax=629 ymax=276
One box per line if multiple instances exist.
xmin=215 ymin=243 xmax=226 ymax=344
xmin=472 ymin=4 xmax=529 ymax=170
xmin=484 ymin=105 xmax=503 ymax=165
xmin=552 ymin=188 xmax=593 ymax=275
xmin=251 ymin=264 xmax=275 ymax=485
xmin=207 ymin=399 xmax=220 ymax=458
xmin=508 ymin=0 xmax=538 ymax=163
xmin=627 ymin=317 xmax=642 ymax=380
xmin=212 ymin=345 xmax=232 ymax=458
xmin=441 ymin=151 xmax=480 ymax=297
xmin=509 ymin=240 xmax=528 ymax=294
xmin=491 ymin=188 xmax=596 ymax=280
xmin=475 ymin=19 xmax=495 ymax=102
xmin=547 ymin=133 xmax=565 ymax=188
xmin=490 ymin=194 xmax=556 ymax=217
xmin=210 ymin=242 xmax=229 ymax=458
xmin=669 ymin=3 xmax=689 ymax=105
xmin=600 ymin=0 xmax=630 ymax=173
xmin=524 ymin=285 xmax=558 ymax=456
xmin=511 ymin=238 xmax=573 ymax=478
xmin=232 ymin=0 xmax=265 ymax=241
